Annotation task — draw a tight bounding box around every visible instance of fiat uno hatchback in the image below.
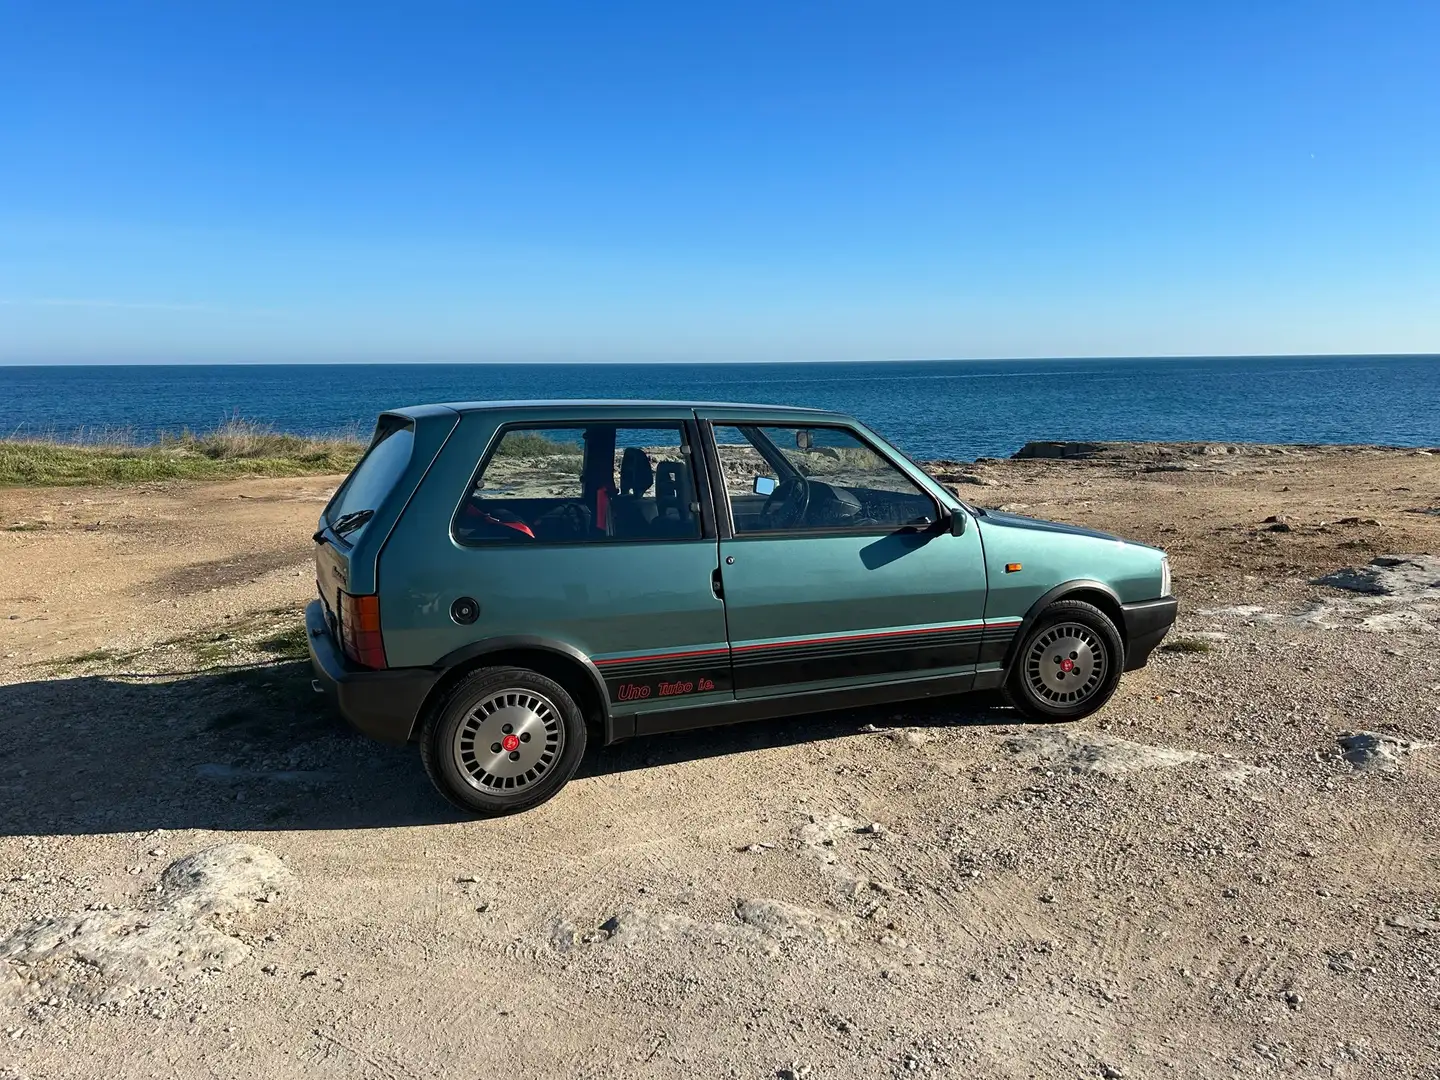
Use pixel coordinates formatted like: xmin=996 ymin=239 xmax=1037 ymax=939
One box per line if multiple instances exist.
xmin=307 ymin=401 xmax=1177 ymax=816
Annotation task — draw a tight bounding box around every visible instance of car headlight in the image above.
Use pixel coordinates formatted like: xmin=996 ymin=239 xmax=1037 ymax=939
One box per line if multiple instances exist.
xmin=1160 ymin=555 xmax=1172 ymax=598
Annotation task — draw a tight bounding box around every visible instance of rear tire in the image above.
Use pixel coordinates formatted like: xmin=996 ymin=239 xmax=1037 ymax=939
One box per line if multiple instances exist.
xmin=1004 ymin=600 xmax=1124 ymax=722
xmin=420 ymin=666 xmax=588 ymax=816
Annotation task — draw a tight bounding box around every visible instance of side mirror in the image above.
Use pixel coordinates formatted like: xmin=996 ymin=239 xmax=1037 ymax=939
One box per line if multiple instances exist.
xmin=795 ymin=430 xmax=812 ymax=451
xmin=753 ymin=476 xmax=778 ymax=496
xmin=948 ymin=511 xmax=967 ymax=536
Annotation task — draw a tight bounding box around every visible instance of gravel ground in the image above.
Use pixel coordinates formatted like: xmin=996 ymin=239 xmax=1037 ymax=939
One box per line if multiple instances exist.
xmin=0 ymin=442 xmax=1437 ymax=1079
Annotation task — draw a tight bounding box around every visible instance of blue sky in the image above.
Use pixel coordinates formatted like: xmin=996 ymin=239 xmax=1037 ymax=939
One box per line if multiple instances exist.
xmin=2 ymin=1 xmax=1437 ymax=364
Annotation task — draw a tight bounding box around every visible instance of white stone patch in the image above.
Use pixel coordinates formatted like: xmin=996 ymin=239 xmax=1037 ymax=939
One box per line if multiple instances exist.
xmin=1195 ymin=604 xmax=1281 ymax=620
xmin=733 ymin=899 xmax=857 ymax=945
xmin=0 ymin=844 xmax=294 ymax=1005
xmin=1303 ymin=556 xmax=1440 ymax=633
xmin=1006 ymin=730 xmax=1203 ymax=775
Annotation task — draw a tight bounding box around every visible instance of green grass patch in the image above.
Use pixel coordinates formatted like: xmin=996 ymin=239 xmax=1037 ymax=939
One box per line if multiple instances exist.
xmin=0 ymin=418 xmax=363 ymax=487
xmin=492 ymin=430 xmax=578 ymax=458
xmin=256 ymin=623 xmax=309 ymax=660
xmin=1161 ymin=636 xmax=1215 ymax=654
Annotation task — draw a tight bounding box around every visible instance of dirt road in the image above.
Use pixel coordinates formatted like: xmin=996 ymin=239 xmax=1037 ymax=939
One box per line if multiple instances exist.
xmin=1 ymin=444 xmax=1438 ymax=1079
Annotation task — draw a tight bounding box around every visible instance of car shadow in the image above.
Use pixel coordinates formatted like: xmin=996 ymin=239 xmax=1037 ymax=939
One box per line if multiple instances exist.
xmin=577 ymin=693 xmax=1012 ymax=779
xmin=0 ymin=660 xmax=1014 ymax=837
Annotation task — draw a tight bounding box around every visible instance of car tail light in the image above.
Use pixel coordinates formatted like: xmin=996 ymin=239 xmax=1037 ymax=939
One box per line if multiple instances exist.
xmin=338 ymin=591 xmax=387 ymax=669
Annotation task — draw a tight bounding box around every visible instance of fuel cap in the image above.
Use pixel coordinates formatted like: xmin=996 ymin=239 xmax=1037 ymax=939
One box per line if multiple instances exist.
xmin=450 ymin=597 xmax=480 ymax=625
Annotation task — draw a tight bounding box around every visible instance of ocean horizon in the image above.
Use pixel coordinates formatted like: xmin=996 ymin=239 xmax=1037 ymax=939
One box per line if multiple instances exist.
xmin=3 ymin=354 xmax=1437 ymax=461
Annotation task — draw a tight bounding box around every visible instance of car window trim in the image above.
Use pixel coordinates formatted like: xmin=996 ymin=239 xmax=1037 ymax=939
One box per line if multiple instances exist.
xmin=695 ymin=419 xmax=734 ymax=540
xmin=704 ymin=419 xmax=943 ymax=539
xmin=450 ymin=418 xmax=708 ymax=548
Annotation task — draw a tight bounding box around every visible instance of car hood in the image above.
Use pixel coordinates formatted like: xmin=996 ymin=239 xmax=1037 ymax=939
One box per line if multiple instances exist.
xmin=976 ymin=509 xmax=1131 ymax=545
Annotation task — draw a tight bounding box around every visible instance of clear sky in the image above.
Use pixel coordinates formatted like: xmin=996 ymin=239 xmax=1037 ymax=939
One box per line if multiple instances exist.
xmin=2 ymin=1 xmax=1437 ymax=364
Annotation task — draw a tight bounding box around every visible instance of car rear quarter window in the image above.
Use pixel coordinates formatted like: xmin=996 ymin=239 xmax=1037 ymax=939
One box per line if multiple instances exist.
xmin=325 ymin=419 xmax=416 ymax=543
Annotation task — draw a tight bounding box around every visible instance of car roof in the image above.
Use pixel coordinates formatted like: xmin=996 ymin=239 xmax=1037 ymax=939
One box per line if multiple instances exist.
xmin=392 ymin=399 xmax=851 ymax=420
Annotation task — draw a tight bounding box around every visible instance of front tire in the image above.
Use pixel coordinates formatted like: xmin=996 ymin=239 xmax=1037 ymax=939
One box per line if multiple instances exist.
xmin=1005 ymin=600 xmax=1124 ymax=722
xmin=420 ymin=666 xmax=588 ymax=816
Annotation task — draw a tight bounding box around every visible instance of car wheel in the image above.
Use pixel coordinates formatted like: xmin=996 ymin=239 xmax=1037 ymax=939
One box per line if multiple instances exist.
xmin=1005 ymin=599 xmax=1124 ymax=722
xmin=420 ymin=666 xmax=588 ymax=816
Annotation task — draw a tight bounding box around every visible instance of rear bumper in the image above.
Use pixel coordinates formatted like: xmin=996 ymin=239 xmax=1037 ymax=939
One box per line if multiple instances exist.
xmin=306 ymin=599 xmax=438 ymax=743
xmin=1120 ymin=596 xmax=1179 ymax=670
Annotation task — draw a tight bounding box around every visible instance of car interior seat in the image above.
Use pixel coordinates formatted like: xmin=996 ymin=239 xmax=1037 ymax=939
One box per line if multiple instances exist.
xmin=610 ymin=447 xmax=658 ymax=538
xmin=654 ymin=460 xmax=697 ymax=536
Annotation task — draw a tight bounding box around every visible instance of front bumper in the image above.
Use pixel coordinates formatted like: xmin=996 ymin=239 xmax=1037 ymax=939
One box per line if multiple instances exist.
xmin=1120 ymin=596 xmax=1179 ymax=670
xmin=306 ymin=599 xmax=439 ymax=743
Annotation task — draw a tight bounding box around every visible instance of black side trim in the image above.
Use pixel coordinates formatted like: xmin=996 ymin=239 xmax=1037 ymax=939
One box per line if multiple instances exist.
xmin=1120 ymin=596 xmax=1179 ymax=670
xmin=306 ymin=600 xmax=439 ymax=744
xmin=731 ymin=632 xmax=984 ymax=692
xmin=599 ymin=659 xmax=734 ymax=706
xmin=633 ymin=672 xmax=978 ymax=737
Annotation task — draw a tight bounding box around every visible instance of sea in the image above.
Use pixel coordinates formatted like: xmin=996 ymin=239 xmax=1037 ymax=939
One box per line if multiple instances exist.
xmin=1 ymin=355 xmax=1437 ymax=461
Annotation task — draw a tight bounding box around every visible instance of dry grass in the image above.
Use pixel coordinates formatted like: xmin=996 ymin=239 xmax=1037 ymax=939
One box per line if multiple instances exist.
xmin=0 ymin=419 xmax=364 ymax=487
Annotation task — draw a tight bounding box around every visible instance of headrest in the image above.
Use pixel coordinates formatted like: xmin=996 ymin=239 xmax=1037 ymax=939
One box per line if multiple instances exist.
xmin=619 ymin=447 xmax=654 ymax=496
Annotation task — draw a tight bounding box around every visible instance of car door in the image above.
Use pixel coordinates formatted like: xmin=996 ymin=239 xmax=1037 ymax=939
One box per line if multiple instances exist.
xmin=698 ymin=413 xmax=989 ymax=700
xmin=391 ymin=414 xmax=734 ymax=732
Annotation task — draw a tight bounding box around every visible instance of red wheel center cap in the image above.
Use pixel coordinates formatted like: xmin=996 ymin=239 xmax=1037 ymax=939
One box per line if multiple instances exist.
xmin=1060 ymin=658 xmax=1075 ymax=673
xmin=502 ymin=734 xmax=520 ymax=752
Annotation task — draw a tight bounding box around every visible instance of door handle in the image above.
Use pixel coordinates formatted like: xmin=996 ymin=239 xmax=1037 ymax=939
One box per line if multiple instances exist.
xmin=710 ymin=567 xmax=724 ymax=599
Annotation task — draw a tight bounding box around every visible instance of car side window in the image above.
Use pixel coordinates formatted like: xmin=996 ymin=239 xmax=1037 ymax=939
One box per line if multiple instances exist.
xmin=711 ymin=424 xmax=939 ymax=535
xmin=454 ymin=424 xmax=701 ymax=544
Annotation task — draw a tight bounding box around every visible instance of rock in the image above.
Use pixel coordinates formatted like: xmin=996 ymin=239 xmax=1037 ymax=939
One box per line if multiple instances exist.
xmin=1262 ymin=514 xmax=1287 ymax=524
xmin=856 ymin=822 xmax=887 ymax=836
xmin=1337 ymin=731 xmax=1433 ymax=773
xmin=1283 ymin=991 xmax=1303 ymax=1008
xmin=1265 ymin=521 xmax=1293 ymax=533
xmin=890 ymin=728 xmax=931 ymax=750
xmin=1337 ymin=516 xmax=1381 ymax=526
xmin=1101 ymin=1065 xmax=1125 ymax=1079
xmin=953 ymin=473 xmax=996 ymax=487
xmin=599 ymin=915 xmax=621 ymax=936
xmin=734 ymin=899 xmax=855 ymax=944
xmin=996 ymin=503 xmax=1031 ymax=513
xmin=0 ymin=844 xmax=294 ymax=1005
xmin=1386 ymin=913 xmax=1440 ymax=933
xmin=1005 ymin=730 xmax=1203 ymax=775
xmin=1313 ymin=554 xmax=1440 ymax=597
xmin=1011 ymin=441 xmax=1104 ymax=460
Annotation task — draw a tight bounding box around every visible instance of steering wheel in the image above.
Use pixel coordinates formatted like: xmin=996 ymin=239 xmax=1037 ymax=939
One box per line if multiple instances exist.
xmin=762 ymin=476 xmax=811 ymax=529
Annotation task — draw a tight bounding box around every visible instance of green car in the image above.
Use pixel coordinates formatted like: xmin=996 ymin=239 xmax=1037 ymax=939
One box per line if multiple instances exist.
xmin=307 ymin=401 xmax=1177 ymax=816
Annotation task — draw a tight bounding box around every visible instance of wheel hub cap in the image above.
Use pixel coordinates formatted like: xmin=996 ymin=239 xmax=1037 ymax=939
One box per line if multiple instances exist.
xmin=1025 ymin=622 xmax=1107 ymax=705
xmin=452 ymin=689 xmax=564 ymax=795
